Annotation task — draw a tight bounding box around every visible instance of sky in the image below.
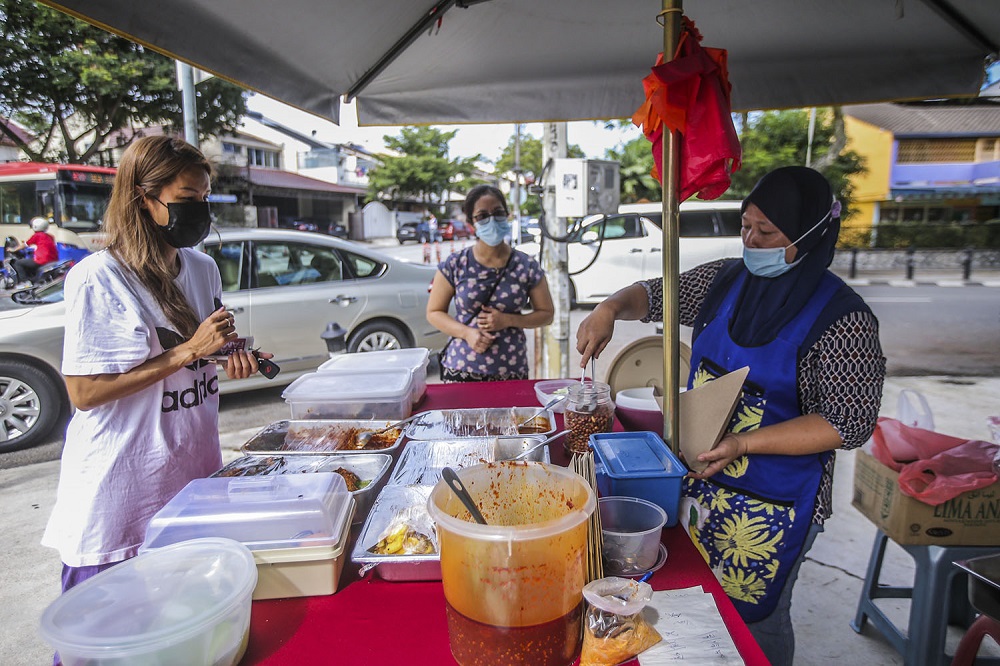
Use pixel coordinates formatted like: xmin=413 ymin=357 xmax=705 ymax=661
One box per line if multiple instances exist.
xmin=246 ymin=94 xmax=643 ymax=164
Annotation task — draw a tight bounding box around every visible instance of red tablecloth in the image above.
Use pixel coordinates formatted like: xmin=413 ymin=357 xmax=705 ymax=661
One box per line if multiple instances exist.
xmin=242 ymin=380 xmax=767 ymax=665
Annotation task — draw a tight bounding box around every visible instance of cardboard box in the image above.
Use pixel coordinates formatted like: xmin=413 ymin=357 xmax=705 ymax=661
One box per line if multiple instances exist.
xmin=851 ymin=450 xmax=1000 ymax=546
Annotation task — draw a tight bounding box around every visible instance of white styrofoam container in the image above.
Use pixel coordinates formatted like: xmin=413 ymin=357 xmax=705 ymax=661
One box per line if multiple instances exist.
xmin=318 ymin=348 xmax=430 ymax=404
xmin=282 ymin=370 xmax=414 ymax=420
xmin=141 ymin=473 xmax=355 ymax=600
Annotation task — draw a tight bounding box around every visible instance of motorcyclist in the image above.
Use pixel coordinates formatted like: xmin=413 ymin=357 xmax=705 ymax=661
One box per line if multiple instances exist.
xmin=11 ymin=217 xmax=59 ymax=286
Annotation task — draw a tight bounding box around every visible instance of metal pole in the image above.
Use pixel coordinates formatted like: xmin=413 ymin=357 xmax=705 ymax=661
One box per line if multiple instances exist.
xmin=513 ymin=123 xmax=522 ymax=235
xmin=542 ymin=122 xmax=569 ymax=380
xmin=806 ymin=107 xmax=817 ymax=167
xmin=176 ymin=61 xmax=199 ymax=149
xmin=660 ymin=0 xmax=682 ymax=455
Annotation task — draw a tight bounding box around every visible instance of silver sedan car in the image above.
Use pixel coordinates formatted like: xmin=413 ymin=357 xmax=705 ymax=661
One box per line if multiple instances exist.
xmin=0 ymin=227 xmax=445 ymax=452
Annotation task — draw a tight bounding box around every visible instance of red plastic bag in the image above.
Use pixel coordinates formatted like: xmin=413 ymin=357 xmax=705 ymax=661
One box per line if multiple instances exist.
xmin=869 ymin=417 xmax=998 ymax=505
xmin=896 ymin=439 xmax=998 ymax=506
xmin=631 ymin=17 xmax=741 ymax=202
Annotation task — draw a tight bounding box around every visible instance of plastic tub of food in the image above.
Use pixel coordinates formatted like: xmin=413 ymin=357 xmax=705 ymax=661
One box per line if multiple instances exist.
xmin=599 ymin=496 xmax=668 ymax=575
xmin=282 ymin=370 xmax=413 ymax=420
xmin=211 ymin=452 xmax=392 ymax=525
xmin=40 ymin=537 xmax=256 ymax=666
xmin=141 ymin=473 xmax=355 ymax=600
xmin=319 ymin=348 xmax=430 ymax=404
xmin=534 ymin=379 xmax=580 ymax=413
xmin=614 ymin=386 xmax=664 ymax=432
xmin=591 ymin=431 xmax=687 ymax=527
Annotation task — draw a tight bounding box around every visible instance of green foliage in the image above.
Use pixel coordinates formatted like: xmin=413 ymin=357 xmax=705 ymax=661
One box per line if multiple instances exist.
xmin=495 ymin=132 xmax=584 ymax=216
xmin=728 ymin=108 xmax=866 ymax=225
xmin=0 ymin=0 xmax=246 ymax=163
xmin=366 ymin=126 xmax=483 ymax=208
xmin=605 ymin=137 xmax=658 ymax=204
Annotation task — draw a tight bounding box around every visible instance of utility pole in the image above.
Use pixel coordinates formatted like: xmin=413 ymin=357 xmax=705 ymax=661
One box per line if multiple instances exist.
xmin=512 ymin=123 xmax=522 ymax=232
xmin=540 ymin=122 xmax=569 ymax=379
xmin=806 ymin=107 xmax=817 ymax=167
xmin=176 ymin=61 xmax=199 ymax=149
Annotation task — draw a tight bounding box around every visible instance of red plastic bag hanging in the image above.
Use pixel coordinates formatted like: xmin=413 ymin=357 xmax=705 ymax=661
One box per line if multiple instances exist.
xmin=632 ymin=17 xmax=741 ymax=202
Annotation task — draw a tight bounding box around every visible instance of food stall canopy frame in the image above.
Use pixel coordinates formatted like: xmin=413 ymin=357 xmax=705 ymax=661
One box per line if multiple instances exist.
xmin=43 ymin=0 xmax=998 ymax=127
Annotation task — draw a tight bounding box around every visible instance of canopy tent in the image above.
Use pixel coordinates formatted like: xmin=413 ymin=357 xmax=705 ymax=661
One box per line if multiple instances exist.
xmin=44 ymin=1 xmax=998 ymax=127
xmin=41 ymin=0 xmax=999 ymax=449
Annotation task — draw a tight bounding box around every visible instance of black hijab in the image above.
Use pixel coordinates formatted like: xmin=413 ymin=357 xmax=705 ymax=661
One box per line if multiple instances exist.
xmin=729 ymin=166 xmax=841 ymax=347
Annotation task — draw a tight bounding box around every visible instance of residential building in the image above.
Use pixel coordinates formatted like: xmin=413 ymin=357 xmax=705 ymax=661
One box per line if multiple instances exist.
xmin=0 ymin=119 xmax=33 ymax=163
xmin=843 ymin=101 xmax=1000 ymax=244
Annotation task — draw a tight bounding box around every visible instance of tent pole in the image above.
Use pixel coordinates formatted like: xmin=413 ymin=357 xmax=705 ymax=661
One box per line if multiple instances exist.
xmin=660 ymin=0 xmax=682 ymax=456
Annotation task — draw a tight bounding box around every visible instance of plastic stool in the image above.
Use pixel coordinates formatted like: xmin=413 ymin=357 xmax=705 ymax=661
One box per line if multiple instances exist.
xmin=952 ymin=615 xmax=1000 ymax=666
xmin=850 ymin=530 xmax=999 ymax=666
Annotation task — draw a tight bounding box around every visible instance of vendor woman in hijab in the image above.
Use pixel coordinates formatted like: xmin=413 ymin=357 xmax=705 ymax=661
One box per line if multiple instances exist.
xmin=576 ymin=166 xmax=886 ymax=665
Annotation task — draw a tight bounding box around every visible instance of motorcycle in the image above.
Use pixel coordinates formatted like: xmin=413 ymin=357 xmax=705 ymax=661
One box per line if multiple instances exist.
xmin=2 ymin=236 xmax=75 ymax=291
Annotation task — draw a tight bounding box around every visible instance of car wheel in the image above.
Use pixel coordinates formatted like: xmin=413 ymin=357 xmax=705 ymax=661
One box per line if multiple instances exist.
xmin=348 ymin=321 xmax=409 ymax=353
xmin=0 ymin=359 xmax=65 ymax=453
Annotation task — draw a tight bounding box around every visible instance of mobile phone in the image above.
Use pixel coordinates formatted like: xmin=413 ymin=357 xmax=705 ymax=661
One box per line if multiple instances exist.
xmin=207 ymin=336 xmax=254 ymax=362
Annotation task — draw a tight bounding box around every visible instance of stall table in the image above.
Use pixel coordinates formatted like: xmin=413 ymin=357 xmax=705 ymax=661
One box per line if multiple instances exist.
xmin=242 ymin=380 xmax=767 ymax=665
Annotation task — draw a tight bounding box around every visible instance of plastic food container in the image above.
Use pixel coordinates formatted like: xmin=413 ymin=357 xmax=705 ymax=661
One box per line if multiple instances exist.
xmin=211 ymin=452 xmax=392 ymax=525
xmin=428 ymin=462 xmax=596 ymax=666
xmin=319 ymin=348 xmax=430 ymax=405
xmin=599 ymin=496 xmax=668 ymax=575
xmin=614 ymin=386 xmax=664 ymax=433
xmin=40 ymin=538 xmax=256 ymax=666
xmin=241 ymin=419 xmax=406 ymax=457
xmin=141 ymin=473 xmax=355 ymax=600
xmin=282 ymin=370 xmax=413 ymax=420
xmin=591 ymin=431 xmax=687 ymax=528
xmin=534 ymin=379 xmax=580 ymax=414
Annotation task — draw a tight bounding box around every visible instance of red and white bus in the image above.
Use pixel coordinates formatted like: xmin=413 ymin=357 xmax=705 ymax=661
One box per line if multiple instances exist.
xmin=0 ymin=162 xmax=116 ymax=253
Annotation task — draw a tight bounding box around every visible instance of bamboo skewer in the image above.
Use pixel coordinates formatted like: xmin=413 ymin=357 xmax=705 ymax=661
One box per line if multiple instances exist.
xmin=571 ymin=450 xmax=604 ymax=583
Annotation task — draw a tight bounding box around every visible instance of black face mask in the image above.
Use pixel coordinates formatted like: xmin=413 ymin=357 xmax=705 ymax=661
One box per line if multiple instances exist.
xmin=152 ymin=199 xmax=213 ymax=248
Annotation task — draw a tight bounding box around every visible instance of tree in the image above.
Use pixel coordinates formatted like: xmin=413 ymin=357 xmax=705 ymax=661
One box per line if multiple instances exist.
xmin=366 ymin=126 xmax=482 ymax=211
xmin=605 ymin=137 xmax=658 ymax=204
xmin=729 ymin=108 xmax=866 ymax=221
xmin=495 ymin=133 xmax=584 ymax=216
xmin=0 ymin=0 xmax=247 ymax=163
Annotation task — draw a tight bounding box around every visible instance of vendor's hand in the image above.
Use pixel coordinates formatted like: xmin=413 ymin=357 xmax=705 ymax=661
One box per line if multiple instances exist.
xmin=476 ymin=306 xmax=506 ymax=333
xmin=222 ymin=349 xmax=272 ymax=379
xmin=465 ymin=327 xmax=496 ymax=354
xmin=688 ymin=433 xmax=747 ymax=480
xmin=576 ymin=307 xmax=616 ymax=369
xmin=184 ymin=307 xmax=238 ymax=360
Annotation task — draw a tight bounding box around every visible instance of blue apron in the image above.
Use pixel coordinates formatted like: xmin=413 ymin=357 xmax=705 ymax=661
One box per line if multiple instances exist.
xmin=683 ymin=270 xmax=841 ymax=623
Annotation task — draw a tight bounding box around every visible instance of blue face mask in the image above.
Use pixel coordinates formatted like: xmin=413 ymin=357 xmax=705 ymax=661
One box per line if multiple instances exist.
xmin=475 ymin=215 xmax=511 ymax=246
xmin=742 ymin=202 xmax=837 ymax=278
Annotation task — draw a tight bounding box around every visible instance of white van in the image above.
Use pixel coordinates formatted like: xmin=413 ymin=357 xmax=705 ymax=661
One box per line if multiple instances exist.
xmin=521 ymin=200 xmax=744 ymax=307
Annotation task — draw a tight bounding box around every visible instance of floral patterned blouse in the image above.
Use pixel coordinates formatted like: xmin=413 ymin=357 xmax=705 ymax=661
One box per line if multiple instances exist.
xmin=439 ymin=247 xmax=544 ymax=379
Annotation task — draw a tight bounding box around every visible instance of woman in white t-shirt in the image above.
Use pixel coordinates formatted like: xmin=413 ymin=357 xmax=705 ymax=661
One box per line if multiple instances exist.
xmin=42 ymin=136 xmax=270 ymax=598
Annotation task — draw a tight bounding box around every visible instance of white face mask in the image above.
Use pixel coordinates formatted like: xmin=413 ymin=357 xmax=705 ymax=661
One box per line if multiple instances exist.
xmin=742 ymin=200 xmax=839 ymax=278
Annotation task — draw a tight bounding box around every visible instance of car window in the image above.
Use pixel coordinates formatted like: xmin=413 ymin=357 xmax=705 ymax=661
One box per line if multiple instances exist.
xmin=575 ymin=214 xmax=643 ymax=242
xmin=718 ymin=210 xmax=743 ymax=236
xmin=343 ymin=250 xmax=382 ymax=279
xmin=253 ymin=241 xmax=343 ymax=287
xmin=203 ymin=242 xmax=246 ymax=292
xmin=679 ymin=211 xmax=717 ymax=237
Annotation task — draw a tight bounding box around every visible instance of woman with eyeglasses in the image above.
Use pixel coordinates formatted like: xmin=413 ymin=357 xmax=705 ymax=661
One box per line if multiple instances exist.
xmin=427 ymin=185 xmax=554 ymax=382
xmin=42 ymin=136 xmax=272 ymax=613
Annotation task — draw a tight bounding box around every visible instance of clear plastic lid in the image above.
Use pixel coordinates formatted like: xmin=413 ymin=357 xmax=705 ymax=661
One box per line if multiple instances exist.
xmin=318 ymin=348 xmax=430 ymax=373
xmin=40 ymin=538 xmax=257 ymax=655
xmin=142 ymin=473 xmax=353 ymax=552
xmin=282 ymin=370 xmax=413 ymax=402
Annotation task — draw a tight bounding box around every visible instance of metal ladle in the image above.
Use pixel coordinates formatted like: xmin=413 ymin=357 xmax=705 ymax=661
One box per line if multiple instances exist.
xmin=511 ymin=429 xmax=571 ymax=461
xmin=355 ymin=412 xmax=424 ymax=448
xmin=441 ymin=467 xmax=488 ymax=525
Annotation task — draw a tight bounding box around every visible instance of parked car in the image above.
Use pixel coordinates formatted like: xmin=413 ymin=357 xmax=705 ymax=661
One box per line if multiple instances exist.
xmin=0 ymin=227 xmax=446 ymax=453
xmin=440 ymin=219 xmax=473 ymax=241
xmin=518 ymin=201 xmax=744 ymax=307
xmin=396 ymin=221 xmax=421 ymax=244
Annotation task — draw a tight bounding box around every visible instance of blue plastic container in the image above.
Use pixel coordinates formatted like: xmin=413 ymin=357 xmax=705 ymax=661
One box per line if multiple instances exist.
xmin=590 ymin=431 xmax=688 ymax=527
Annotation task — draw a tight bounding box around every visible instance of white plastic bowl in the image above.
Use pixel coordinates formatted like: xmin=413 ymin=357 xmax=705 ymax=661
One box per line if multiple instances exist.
xmin=599 ymin=496 xmax=668 ymax=575
xmin=534 ymin=379 xmax=580 ymax=414
xmin=40 ymin=538 xmax=257 ymax=666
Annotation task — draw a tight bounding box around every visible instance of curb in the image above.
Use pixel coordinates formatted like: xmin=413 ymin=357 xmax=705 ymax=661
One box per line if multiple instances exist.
xmin=843 ymin=278 xmax=1000 ymax=288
